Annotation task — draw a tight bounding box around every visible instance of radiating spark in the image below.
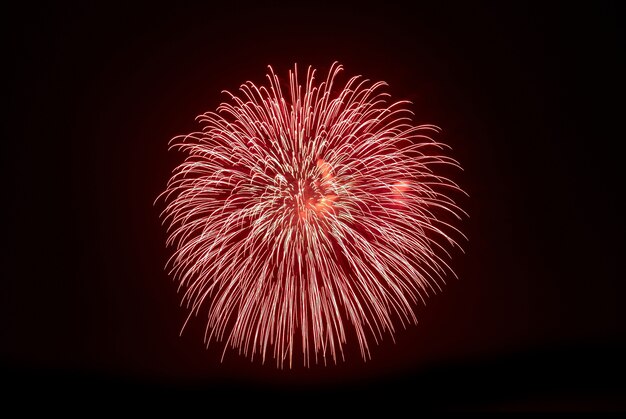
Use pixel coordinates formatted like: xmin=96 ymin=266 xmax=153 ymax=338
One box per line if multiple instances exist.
xmin=157 ymin=62 xmax=467 ymax=368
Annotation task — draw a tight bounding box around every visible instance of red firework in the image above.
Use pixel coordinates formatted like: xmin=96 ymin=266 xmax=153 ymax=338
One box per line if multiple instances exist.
xmin=158 ymin=63 xmax=466 ymax=367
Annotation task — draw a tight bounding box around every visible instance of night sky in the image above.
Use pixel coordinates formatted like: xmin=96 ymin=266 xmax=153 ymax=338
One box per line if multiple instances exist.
xmin=4 ymin=1 xmax=625 ymax=412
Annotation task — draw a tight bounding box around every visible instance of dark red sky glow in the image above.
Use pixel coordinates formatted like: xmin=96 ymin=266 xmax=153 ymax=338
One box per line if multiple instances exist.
xmin=3 ymin=0 xmax=624 ymax=412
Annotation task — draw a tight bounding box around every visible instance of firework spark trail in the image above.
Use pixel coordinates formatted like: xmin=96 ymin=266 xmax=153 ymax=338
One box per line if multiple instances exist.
xmin=158 ymin=62 xmax=467 ymax=368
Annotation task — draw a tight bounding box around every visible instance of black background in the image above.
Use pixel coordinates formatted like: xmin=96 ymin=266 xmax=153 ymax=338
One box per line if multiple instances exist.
xmin=4 ymin=1 xmax=625 ymax=412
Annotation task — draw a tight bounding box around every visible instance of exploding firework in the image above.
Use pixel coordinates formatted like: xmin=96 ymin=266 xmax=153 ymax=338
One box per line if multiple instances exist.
xmin=158 ymin=63 xmax=466 ymax=367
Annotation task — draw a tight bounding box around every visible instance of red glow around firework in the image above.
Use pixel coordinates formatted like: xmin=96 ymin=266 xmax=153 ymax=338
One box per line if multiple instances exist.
xmin=158 ymin=63 xmax=466 ymax=367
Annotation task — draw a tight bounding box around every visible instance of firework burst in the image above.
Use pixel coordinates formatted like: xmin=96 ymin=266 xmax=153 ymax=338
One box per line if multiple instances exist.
xmin=158 ymin=63 xmax=466 ymax=367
